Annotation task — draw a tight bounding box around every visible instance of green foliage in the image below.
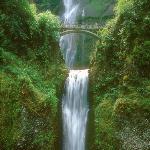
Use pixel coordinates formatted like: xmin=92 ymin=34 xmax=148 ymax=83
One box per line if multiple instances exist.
xmin=0 ymin=0 xmax=66 ymax=149
xmin=90 ymin=0 xmax=150 ymax=149
xmin=94 ymin=100 xmax=119 ymax=150
xmin=0 ymin=0 xmax=60 ymax=58
xmin=37 ymin=11 xmax=60 ymax=40
xmin=33 ymin=0 xmax=61 ymax=13
xmin=132 ymin=41 xmax=150 ymax=72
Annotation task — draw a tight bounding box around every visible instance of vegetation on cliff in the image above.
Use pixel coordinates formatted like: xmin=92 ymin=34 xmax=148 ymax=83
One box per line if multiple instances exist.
xmin=90 ymin=0 xmax=150 ymax=149
xmin=81 ymin=0 xmax=115 ymax=24
xmin=33 ymin=0 xmax=61 ymax=14
xmin=0 ymin=0 xmax=66 ymax=149
xmin=1 ymin=0 xmax=150 ymax=149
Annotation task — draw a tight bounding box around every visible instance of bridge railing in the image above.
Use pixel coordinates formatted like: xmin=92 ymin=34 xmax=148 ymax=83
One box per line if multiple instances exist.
xmin=60 ymin=24 xmax=102 ymax=30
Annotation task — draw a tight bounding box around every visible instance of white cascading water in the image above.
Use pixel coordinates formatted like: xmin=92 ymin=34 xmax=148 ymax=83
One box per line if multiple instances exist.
xmin=60 ymin=0 xmax=79 ymax=68
xmin=62 ymin=70 xmax=89 ymax=150
xmin=60 ymin=0 xmax=89 ymax=150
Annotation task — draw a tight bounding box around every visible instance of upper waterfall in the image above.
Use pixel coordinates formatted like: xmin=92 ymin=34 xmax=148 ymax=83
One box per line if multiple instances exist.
xmin=63 ymin=0 xmax=79 ymax=24
xmin=60 ymin=0 xmax=81 ymax=68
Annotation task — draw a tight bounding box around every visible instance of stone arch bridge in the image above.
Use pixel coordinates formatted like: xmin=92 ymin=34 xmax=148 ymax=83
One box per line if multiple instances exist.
xmin=54 ymin=24 xmax=102 ymax=39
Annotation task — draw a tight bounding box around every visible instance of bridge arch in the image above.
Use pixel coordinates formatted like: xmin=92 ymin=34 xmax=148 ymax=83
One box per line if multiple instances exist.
xmin=60 ymin=29 xmax=100 ymax=39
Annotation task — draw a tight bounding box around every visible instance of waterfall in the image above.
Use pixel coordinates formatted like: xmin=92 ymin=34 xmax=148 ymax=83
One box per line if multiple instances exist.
xmin=60 ymin=0 xmax=89 ymax=150
xmin=62 ymin=70 xmax=89 ymax=150
xmin=60 ymin=0 xmax=79 ymax=68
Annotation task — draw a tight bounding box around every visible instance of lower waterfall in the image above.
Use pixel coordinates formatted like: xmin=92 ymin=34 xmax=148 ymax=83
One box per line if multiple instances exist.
xmin=62 ymin=70 xmax=89 ymax=150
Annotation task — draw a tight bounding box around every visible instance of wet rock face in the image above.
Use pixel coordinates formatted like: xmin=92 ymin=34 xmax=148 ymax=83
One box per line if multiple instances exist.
xmin=60 ymin=0 xmax=115 ymax=23
xmin=79 ymin=0 xmax=115 ymax=19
